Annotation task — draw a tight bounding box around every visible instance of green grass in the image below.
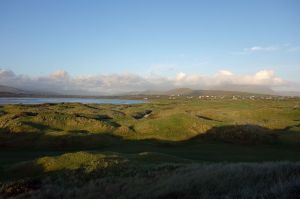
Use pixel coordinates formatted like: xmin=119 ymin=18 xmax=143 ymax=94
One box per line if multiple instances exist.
xmin=0 ymin=99 xmax=300 ymax=162
xmin=1 ymin=99 xmax=300 ymax=198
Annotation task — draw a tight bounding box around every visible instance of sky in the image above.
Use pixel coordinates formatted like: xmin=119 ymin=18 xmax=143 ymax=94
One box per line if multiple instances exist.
xmin=0 ymin=0 xmax=299 ymax=94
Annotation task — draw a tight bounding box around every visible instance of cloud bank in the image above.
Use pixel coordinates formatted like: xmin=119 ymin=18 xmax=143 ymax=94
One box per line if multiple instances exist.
xmin=0 ymin=68 xmax=291 ymax=95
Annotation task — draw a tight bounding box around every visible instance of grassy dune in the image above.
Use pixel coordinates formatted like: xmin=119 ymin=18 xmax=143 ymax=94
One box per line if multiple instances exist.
xmin=1 ymin=99 xmax=299 ymax=142
xmin=1 ymin=152 xmax=300 ymax=198
xmin=1 ymin=98 xmax=300 ymax=198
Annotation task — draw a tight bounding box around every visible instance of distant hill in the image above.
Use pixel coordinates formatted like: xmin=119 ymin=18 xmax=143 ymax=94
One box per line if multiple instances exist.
xmin=138 ymin=88 xmax=194 ymax=96
xmin=1 ymin=84 xmax=299 ymax=98
xmin=124 ymin=87 xmax=300 ymax=97
xmin=139 ymin=88 xmax=267 ymax=97
xmin=0 ymin=85 xmax=60 ymax=97
xmin=210 ymin=85 xmax=276 ymax=95
xmin=0 ymin=85 xmax=27 ymax=94
xmin=0 ymin=85 xmax=109 ymax=98
xmin=164 ymin=88 xmax=194 ymax=96
xmin=0 ymin=85 xmax=29 ymax=96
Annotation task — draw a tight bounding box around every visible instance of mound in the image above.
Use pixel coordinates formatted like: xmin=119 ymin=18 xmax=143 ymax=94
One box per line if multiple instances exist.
xmin=201 ymin=125 xmax=278 ymax=144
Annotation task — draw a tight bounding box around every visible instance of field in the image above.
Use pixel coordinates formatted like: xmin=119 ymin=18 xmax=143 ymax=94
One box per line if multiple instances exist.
xmin=1 ymin=98 xmax=300 ymax=198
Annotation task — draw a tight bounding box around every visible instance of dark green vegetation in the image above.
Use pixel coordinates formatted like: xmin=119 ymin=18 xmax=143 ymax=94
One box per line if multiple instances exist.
xmin=1 ymin=99 xmax=300 ymax=198
xmin=2 ymin=152 xmax=300 ymax=199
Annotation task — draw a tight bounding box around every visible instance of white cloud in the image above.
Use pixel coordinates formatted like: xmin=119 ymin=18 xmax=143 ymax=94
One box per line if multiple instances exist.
xmin=232 ymin=44 xmax=300 ymax=55
xmin=176 ymin=72 xmax=187 ymax=81
xmin=50 ymin=70 xmax=70 ymax=79
xmin=218 ymin=70 xmax=233 ymax=76
xmin=244 ymin=46 xmax=278 ymax=52
xmin=0 ymin=68 xmax=292 ymax=94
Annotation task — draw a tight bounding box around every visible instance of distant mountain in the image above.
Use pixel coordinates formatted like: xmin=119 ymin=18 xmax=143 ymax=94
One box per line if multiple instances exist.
xmin=210 ymin=84 xmax=276 ymax=95
xmin=1 ymin=84 xmax=299 ymax=98
xmin=164 ymin=88 xmax=194 ymax=96
xmin=139 ymin=87 xmax=300 ymax=97
xmin=139 ymin=88 xmax=266 ymax=97
xmin=133 ymin=84 xmax=279 ymax=96
xmin=0 ymin=85 xmax=27 ymax=94
xmin=0 ymin=85 xmax=108 ymax=97
xmin=139 ymin=88 xmax=194 ymax=96
xmin=0 ymin=85 xmax=28 ymax=96
xmin=0 ymin=85 xmax=60 ymax=97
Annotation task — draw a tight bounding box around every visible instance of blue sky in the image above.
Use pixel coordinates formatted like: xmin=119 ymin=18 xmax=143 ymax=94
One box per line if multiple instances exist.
xmin=0 ymin=0 xmax=299 ymax=93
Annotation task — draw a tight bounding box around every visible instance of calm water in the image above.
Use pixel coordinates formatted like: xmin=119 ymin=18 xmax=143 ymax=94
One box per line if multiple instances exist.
xmin=0 ymin=97 xmax=144 ymax=105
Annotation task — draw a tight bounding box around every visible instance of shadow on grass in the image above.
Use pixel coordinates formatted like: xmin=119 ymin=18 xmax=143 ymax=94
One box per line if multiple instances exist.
xmin=1 ymin=125 xmax=300 ymax=198
xmin=0 ymin=125 xmax=300 ymax=161
xmin=0 ymin=124 xmax=299 ymax=152
xmin=74 ymin=113 xmax=122 ymax=127
xmin=22 ymin=121 xmax=63 ymax=132
xmin=196 ymin=114 xmax=223 ymax=122
xmin=2 ymin=151 xmax=300 ymax=199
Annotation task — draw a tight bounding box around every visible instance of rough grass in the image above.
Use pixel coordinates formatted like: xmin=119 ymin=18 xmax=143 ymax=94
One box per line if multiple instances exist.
xmin=1 ymin=151 xmax=300 ymax=199
xmin=199 ymin=124 xmax=279 ymax=144
xmin=133 ymin=113 xmax=206 ymax=140
xmin=1 ymin=99 xmax=299 ymax=142
xmin=1 ymin=99 xmax=300 ymax=163
xmin=1 ymin=99 xmax=300 ymax=198
xmin=2 ymin=151 xmax=192 ymax=180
